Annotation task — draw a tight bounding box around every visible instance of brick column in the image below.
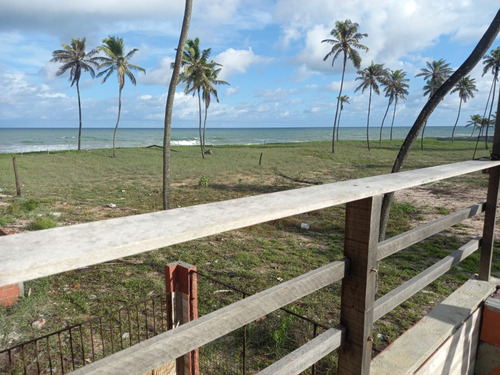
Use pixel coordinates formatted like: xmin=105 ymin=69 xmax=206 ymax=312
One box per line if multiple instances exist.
xmin=165 ymin=261 xmax=199 ymax=375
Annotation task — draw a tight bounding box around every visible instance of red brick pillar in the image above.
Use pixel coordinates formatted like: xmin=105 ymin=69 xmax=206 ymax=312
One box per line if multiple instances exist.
xmin=0 ymin=227 xmax=23 ymax=306
xmin=165 ymin=261 xmax=199 ymax=375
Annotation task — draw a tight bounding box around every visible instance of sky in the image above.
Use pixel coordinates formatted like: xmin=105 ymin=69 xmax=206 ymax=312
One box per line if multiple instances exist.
xmin=0 ymin=1 xmax=499 ymax=129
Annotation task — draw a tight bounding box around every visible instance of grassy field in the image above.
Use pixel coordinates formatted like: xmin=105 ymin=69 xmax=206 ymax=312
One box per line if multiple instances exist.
xmin=0 ymin=138 xmax=498 ymax=370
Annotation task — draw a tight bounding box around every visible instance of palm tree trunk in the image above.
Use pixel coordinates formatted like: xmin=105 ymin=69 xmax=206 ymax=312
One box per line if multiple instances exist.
xmin=451 ymin=99 xmax=463 ymax=142
xmin=163 ymin=0 xmax=193 ymax=210
xmin=203 ymin=103 xmax=208 ymax=155
xmin=113 ymin=87 xmax=122 ymax=158
xmin=366 ymin=88 xmax=372 ymax=151
xmin=337 ymin=108 xmax=342 ymax=141
xmin=76 ymin=81 xmax=82 ymax=151
xmin=379 ymin=9 xmax=500 ymax=241
xmin=332 ymin=54 xmax=347 ymax=153
xmin=197 ymin=89 xmax=204 ymax=159
xmin=379 ymin=100 xmax=391 ymax=146
xmin=390 ymin=101 xmax=397 ymax=141
xmin=485 ymin=77 xmax=497 ymax=149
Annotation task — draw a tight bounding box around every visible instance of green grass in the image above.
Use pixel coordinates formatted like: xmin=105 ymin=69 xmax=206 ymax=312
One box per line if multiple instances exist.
xmin=0 ymin=139 xmax=497 ymax=362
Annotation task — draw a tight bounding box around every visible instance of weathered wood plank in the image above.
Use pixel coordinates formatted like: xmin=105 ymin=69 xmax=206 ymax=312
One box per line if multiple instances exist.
xmin=378 ymin=203 xmax=484 ymax=261
xmin=256 ymin=326 xmax=346 ymax=375
xmin=374 ymin=237 xmax=480 ymax=322
xmin=337 ymin=196 xmax=381 ymax=375
xmin=1 ymin=160 xmax=499 ymax=286
xmin=371 ymin=278 xmax=498 ymax=375
xmin=479 ymin=166 xmax=500 ymax=280
xmin=72 ymin=260 xmax=348 ymax=375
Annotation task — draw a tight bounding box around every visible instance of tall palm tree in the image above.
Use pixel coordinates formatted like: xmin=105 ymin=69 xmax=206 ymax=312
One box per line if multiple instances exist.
xmin=450 ymin=76 xmax=477 ymax=141
xmin=415 ymin=59 xmax=453 ymax=150
xmin=482 ymin=46 xmax=500 ymax=149
xmin=163 ymin=0 xmax=193 ymax=210
xmin=379 ymin=69 xmax=409 ymax=144
xmin=177 ymin=38 xmax=213 ymax=159
xmin=322 ymin=19 xmax=368 ymax=153
xmin=336 ymin=95 xmax=350 ymax=141
xmin=201 ymin=65 xmax=229 ymax=155
xmin=50 ymin=38 xmax=98 ymax=151
xmin=355 ymin=62 xmax=388 ymax=150
xmin=96 ymin=36 xmax=145 ymax=157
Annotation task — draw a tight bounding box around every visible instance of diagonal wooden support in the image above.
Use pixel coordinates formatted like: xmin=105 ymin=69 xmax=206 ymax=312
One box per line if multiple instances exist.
xmin=338 ymin=196 xmax=382 ymax=375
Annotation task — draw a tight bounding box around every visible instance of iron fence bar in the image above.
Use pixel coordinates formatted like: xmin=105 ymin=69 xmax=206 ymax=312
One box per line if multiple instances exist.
xmin=34 ymin=339 xmax=40 ymax=375
xmin=152 ymin=299 xmax=157 ymax=335
xmin=136 ymin=307 xmax=141 ymax=343
xmin=57 ymin=332 xmax=65 ymax=374
xmin=109 ymin=316 xmax=115 ymax=354
xmin=144 ymin=302 xmax=149 ymax=340
xmin=99 ymin=318 xmax=104 ymax=358
xmin=79 ymin=324 xmax=85 ymax=366
xmin=69 ymin=327 xmax=75 ymax=370
xmin=8 ymin=349 xmax=13 ymax=374
xmin=127 ymin=308 xmax=133 ymax=347
xmin=21 ymin=343 xmax=26 ymax=375
xmin=89 ymin=321 xmax=96 ymax=362
xmin=118 ymin=310 xmax=124 ymax=350
xmin=47 ymin=336 xmax=53 ymax=374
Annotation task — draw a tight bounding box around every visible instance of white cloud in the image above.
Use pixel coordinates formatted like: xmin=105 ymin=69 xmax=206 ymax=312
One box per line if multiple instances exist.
xmin=140 ymin=57 xmax=174 ymax=86
xmin=215 ymin=48 xmax=272 ymax=80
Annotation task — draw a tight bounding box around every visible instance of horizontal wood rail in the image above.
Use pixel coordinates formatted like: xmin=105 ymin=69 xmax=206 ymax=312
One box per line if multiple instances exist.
xmin=257 ymin=325 xmax=346 ymax=375
xmin=72 ymin=260 xmax=348 ymax=374
xmin=1 ymin=159 xmax=498 ymax=286
xmin=377 ymin=203 xmax=485 ymax=260
xmin=374 ymin=237 xmax=481 ymax=321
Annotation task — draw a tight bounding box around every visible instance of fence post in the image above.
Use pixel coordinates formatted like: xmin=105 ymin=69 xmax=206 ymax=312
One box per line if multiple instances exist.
xmin=165 ymin=261 xmax=199 ymax=375
xmin=337 ymin=196 xmax=382 ymax=375
xmin=479 ymin=95 xmax=500 ymax=281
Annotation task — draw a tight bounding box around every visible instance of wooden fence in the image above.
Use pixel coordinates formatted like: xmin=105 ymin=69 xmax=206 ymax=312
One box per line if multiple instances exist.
xmin=1 ymin=157 xmax=500 ymax=375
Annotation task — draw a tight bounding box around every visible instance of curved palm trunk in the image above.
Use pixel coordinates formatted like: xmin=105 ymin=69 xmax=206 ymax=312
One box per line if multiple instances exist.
xmin=379 ymin=9 xmax=500 ymax=240
xmin=379 ymin=100 xmax=391 ymax=146
xmin=197 ymin=89 xmax=204 ymax=159
xmin=366 ymin=87 xmax=372 ymax=151
xmin=451 ymin=99 xmax=463 ymax=142
xmin=113 ymin=87 xmax=123 ymax=158
xmin=163 ymin=0 xmax=193 ymax=210
xmin=390 ymin=100 xmax=397 ymax=141
xmin=203 ymin=103 xmax=208 ymax=155
xmin=337 ymin=108 xmax=343 ymax=141
xmin=485 ymin=77 xmax=497 ymax=149
xmin=76 ymin=81 xmax=82 ymax=151
xmin=332 ymin=53 xmax=348 ymax=153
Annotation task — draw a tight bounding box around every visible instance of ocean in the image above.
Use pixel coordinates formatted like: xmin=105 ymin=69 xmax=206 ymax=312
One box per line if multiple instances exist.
xmin=0 ymin=126 xmax=474 ymax=154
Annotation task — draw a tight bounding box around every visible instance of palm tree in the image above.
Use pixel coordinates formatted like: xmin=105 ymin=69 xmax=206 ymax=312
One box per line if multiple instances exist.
xmin=336 ymin=95 xmax=350 ymax=141
xmin=416 ymin=59 xmax=453 ymax=150
xmin=355 ymin=62 xmax=388 ymax=150
xmin=482 ymin=47 xmax=500 ymax=149
xmin=96 ymin=36 xmax=145 ymax=157
xmin=50 ymin=38 xmax=98 ymax=151
xmin=201 ymin=65 xmax=229 ymax=155
xmin=466 ymin=114 xmax=483 ymax=136
xmin=450 ymin=76 xmax=477 ymax=141
xmin=163 ymin=0 xmax=193 ymax=210
xmin=322 ymin=19 xmax=368 ymax=153
xmin=177 ymin=38 xmax=214 ymax=159
xmin=379 ymin=69 xmax=409 ymax=144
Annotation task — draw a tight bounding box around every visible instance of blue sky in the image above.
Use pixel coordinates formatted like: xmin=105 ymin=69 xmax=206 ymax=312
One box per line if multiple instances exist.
xmin=0 ymin=0 xmax=498 ymax=129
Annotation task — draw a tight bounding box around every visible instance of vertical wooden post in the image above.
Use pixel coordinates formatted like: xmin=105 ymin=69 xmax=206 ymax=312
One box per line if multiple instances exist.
xmin=337 ymin=196 xmax=382 ymax=375
xmin=165 ymin=261 xmax=199 ymax=375
xmin=479 ymin=95 xmax=500 ymax=281
xmin=12 ymin=157 xmax=21 ymax=197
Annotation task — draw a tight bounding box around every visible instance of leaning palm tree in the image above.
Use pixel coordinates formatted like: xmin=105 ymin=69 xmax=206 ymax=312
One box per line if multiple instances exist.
xmin=355 ymin=62 xmax=388 ymax=150
xmin=450 ymin=76 xmax=477 ymax=141
xmin=177 ymin=38 xmax=213 ymax=159
xmin=96 ymin=36 xmax=145 ymax=157
xmin=50 ymin=38 xmax=99 ymax=151
xmin=466 ymin=114 xmax=483 ymax=137
xmin=416 ymin=59 xmax=453 ymax=150
xmin=482 ymin=46 xmax=500 ymax=149
xmin=201 ymin=64 xmax=229 ymax=155
xmin=336 ymin=95 xmax=350 ymax=141
xmin=322 ymin=19 xmax=368 ymax=153
xmin=379 ymin=69 xmax=409 ymax=144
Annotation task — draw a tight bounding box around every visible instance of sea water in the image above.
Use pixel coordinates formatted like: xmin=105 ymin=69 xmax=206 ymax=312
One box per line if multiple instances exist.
xmin=0 ymin=126 xmax=474 ymax=154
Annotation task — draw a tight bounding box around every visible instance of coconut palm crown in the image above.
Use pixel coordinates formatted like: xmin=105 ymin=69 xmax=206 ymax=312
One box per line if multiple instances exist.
xmin=450 ymin=76 xmax=477 ymax=141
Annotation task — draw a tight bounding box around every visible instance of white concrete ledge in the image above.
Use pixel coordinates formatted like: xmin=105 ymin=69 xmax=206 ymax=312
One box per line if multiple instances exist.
xmin=371 ymin=277 xmax=500 ymax=375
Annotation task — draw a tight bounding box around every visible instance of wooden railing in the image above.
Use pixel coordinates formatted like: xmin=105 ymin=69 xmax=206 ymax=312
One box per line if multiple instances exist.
xmin=1 ymin=159 xmax=499 ymax=375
